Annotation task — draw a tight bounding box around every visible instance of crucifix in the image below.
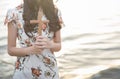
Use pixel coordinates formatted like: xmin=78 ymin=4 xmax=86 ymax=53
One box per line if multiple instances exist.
xmin=30 ymin=8 xmax=49 ymax=35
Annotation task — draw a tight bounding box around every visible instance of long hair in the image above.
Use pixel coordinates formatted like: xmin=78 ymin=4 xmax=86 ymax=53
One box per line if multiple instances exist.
xmin=23 ymin=0 xmax=61 ymax=37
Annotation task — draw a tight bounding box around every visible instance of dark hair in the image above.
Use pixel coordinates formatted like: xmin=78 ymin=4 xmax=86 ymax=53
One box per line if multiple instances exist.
xmin=23 ymin=0 xmax=61 ymax=37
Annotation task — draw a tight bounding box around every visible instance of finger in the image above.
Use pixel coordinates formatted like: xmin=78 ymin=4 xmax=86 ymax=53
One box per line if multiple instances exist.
xmin=42 ymin=45 xmax=46 ymax=49
xmin=36 ymin=38 xmax=44 ymax=42
xmin=36 ymin=39 xmax=48 ymax=44
xmin=36 ymin=45 xmax=45 ymax=49
xmin=34 ymin=44 xmax=43 ymax=50
xmin=41 ymin=45 xmax=46 ymax=49
xmin=40 ymin=37 xmax=48 ymax=42
xmin=37 ymin=36 xmax=44 ymax=39
xmin=35 ymin=41 xmax=47 ymax=46
xmin=34 ymin=41 xmax=43 ymax=47
xmin=36 ymin=36 xmax=43 ymax=40
xmin=40 ymin=42 xmax=47 ymax=46
xmin=36 ymin=36 xmax=47 ymax=41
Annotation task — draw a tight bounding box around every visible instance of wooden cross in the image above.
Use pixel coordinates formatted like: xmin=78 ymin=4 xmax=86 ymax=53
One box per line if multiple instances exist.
xmin=30 ymin=8 xmax=49 ymax=35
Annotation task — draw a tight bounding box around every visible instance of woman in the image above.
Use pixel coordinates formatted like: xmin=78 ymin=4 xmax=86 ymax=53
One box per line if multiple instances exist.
xmin=4 ymin=0 xmax=63 ymax=79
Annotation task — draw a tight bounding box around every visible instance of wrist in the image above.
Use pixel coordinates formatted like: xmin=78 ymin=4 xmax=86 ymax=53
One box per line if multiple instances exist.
xmin=26 ymin=46 xmax=35 ymax=55
xmin=50 ymin=41 xmax=54 ymax=49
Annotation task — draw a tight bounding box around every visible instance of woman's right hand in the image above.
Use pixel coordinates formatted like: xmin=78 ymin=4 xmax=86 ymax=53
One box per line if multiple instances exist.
xmin=31 ymin=36 xmax=44 ymax=54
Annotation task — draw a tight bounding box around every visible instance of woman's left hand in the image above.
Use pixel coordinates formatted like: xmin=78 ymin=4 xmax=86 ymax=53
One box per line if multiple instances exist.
xmin=36 ymin=36 xmax=53 ymax=49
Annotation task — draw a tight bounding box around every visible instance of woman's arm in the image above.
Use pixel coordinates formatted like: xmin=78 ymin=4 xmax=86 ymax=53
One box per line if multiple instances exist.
xmin=7 ymin=22 xmax=43 ymax=57
xmin=50 ymin=30 xmax=61 ymax=52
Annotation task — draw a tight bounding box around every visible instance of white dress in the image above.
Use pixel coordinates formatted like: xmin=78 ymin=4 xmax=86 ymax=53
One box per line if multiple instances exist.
xmin=5 ymin=5 xmax=61 ymax=79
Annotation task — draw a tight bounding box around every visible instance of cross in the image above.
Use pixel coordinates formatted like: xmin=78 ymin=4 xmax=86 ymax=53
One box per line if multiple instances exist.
xmin=30 ymin=8 xmax=49 ymax=35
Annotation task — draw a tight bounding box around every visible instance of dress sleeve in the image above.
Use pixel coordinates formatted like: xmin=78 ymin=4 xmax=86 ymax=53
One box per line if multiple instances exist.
xmin=4 ymin=8 xmax=18 ymax=25
xmin=57 ymin=9 xmax=65 ymax=26
xmin=57 ymin=9 xmax=62 ymax=18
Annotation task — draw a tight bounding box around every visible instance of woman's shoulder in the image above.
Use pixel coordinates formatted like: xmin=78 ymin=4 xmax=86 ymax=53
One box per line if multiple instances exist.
xmin=6 ymin=4 xmax=23 ymax=15
xmin=7 ymin=4 xmax=23 ymax=16
xmin=4 ymin=4 xmax=23 ymax=25
xmin=54 ymin=5 xmax=62 ymax=17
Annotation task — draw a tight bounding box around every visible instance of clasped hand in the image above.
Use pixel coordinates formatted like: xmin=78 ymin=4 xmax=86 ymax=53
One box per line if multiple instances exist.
xmin=32 ymin=36 xmax=53 ymax=53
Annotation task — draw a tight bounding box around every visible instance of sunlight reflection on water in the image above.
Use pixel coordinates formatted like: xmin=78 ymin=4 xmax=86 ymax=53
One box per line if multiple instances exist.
xmin=1 ymin=0 xmax=120 ymax=79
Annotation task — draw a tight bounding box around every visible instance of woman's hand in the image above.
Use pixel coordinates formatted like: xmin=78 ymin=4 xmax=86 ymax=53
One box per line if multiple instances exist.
xmin=35 ymin=36 xmax=53 ymax=49
xmin=30 ymin=36 xmax=53 ymax=54
xmin=30 ymin=36 xmax=44 ymax=54
xmin=31 ymin=43 xmax=43 ymax=54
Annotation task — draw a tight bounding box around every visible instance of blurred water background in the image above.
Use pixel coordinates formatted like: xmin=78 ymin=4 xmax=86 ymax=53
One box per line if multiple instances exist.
xmin=0 ymin=0 xmax=120 ymax=79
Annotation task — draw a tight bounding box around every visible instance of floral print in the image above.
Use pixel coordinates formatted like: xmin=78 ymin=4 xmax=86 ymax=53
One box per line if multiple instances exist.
xmin=5 ymin=4 xmax=61 ymax=79
xmin=31 ymin=67 xmax=42 ymax=78
xmin=45 ymin=70 xmax=54 ymax=78
xmin=15 ymin=59 xmax=20 ymax=69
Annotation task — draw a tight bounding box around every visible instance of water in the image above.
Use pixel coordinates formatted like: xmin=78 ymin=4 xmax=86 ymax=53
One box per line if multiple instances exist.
xmin=0 ymin=0 xmax=120 ymax=79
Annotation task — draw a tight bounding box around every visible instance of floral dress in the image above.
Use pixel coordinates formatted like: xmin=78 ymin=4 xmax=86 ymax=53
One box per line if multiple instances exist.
xmin=5 ymin=5 xmax=61 ymax=79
